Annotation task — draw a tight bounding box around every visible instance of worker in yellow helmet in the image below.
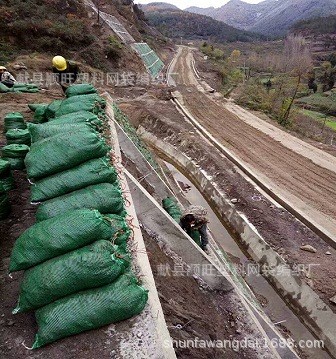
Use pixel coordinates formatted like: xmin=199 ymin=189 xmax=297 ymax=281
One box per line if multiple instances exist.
xmin=0 ymin=66 xmax=16 ymax=88
xmin=52 ymin=56 xmax=79 ymax=93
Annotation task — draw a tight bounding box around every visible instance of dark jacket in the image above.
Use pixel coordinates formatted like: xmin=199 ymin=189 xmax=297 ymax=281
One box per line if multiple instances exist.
xmin=52 ymin=61 xmax=79 ymax=89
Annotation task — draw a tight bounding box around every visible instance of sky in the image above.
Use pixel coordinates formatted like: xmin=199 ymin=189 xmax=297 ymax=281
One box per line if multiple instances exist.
xmin=135 ymin=0 xmax=264 ymax=10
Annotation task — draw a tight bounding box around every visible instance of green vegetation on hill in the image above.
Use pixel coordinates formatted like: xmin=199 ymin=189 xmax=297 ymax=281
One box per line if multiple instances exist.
xmin=292 ymin=15 xmax=336 ymax=35
xmin=143 ymin=8 xmax=264 ymax=43
xmin=0 ymin=0 xmax=94 ymax=54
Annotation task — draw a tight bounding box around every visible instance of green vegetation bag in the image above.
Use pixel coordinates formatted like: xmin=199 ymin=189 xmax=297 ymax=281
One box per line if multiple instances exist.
xmin=14 ymin=240 xmax=129 ymax=313
xmin=0 ymin=83 xmax=10 ymax=93
xmin=65 ymin=84 xmax=97 ymax=98
xmin=4 ymin=112 xmax=26 ymax=132
xmin=48 ymin=111 xmax=101 ymax=125
xmin=25 ymin=130 xmax=109 ymax=179
xmin=12 ymin=83 xmax=39 ymax=93
xmin=0 ymin=184 xmax=10 ymax=219
xmin=28 ymin=103 xmax=48 ymax=112
xmin=36 ymin=183 xmax=124 ymax=221
xmin=6 ymin=129 xmax=31 ymax=145
xmin=162 ymin=197 xmax=182 ymax=222
xmin=32 ymin=274 xmax=148 ymax=349
xmin=0 ymin=159 xmax=11 ymax=178
xmin=105 ymin=214 xmax=131 ymax=246
xmin=33 ymin=105 xmax=48 ymax=124
xmin=44 ymin=100 xmax=63 ymax=119
xmin=28 ymin=122 xmax=94 ymax=143
xmin=0 ymin=176 xmax=15 ymax=191
xmin=54 ymin=94 xmax=106 ymax=117
xmin=31 ymin=158 xmax=118 ymax=202
xmin=9 ymin=209 xmax=113 ymax=272
xmin=2 ymin=144 xmax=29 ymax=170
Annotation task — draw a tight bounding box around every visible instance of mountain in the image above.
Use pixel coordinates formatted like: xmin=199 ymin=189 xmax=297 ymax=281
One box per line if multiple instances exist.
xmin=186 ymin=0 xmax=336 ymax=37
xmin=141 ymin=3 xmax=264 ymax=43
xmin=140 ymin=2 xmax=180 ymax=11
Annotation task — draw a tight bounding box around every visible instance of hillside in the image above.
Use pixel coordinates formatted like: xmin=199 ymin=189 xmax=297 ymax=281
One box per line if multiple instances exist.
xmin=291 ymin=15 xmax=336 ymax=60
xmin=0 ymin=0 xmax=165 ymax=72
xmin=186 ymin=0 xmax=336 ymax=37
xmin=141 ymin=4 xmax=264 ymax=43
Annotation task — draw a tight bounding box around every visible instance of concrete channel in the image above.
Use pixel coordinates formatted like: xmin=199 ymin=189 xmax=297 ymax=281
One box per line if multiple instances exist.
xmin=136 ymin=127 xmax=336 ymax=358
xmin=109 ymin=100 xmax=336 ymax=358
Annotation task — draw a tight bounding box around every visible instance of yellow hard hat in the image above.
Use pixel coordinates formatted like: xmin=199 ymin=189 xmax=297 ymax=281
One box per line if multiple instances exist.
xmin=0 ymin=66 xmax=7 ymax=70
xmin=52 ymin=56 xmax=67 ymax=71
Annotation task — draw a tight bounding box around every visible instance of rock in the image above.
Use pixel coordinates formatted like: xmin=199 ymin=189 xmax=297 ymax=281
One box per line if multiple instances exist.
xmin=231 ymin=198 xmax=238 ymax=204
xmin=330 ymin=296 xmax=336 ymax=305
xmin=300 ymin=245 xmax=317 ymax=253
xmin=326 ymin=251 xmax=332 ymax=255
xmin=13 ymin=63 xmax=27 ymax=70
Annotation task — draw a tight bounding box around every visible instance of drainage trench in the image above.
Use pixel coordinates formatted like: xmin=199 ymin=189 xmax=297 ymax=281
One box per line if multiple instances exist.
xmin=163 ymin=160 xmax=331 ymax=359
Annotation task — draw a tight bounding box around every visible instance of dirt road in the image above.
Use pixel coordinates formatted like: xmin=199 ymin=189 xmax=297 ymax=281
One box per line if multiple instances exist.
xmin=171 ymin=46 xmax=336 ymax=241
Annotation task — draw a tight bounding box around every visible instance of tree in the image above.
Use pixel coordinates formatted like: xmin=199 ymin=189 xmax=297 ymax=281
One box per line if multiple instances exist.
xmin=276 ymin=35 xmax=313 ymax=125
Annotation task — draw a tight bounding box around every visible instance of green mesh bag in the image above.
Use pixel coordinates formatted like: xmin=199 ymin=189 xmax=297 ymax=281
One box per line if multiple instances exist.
xmin=28 ymin=103 xmax=48 ymax=112
xmin=28 ymin=122 xmax=95 ymax=143
xmin=2 ymin=144 xmax=30 ymax=158
xmin=0 ymin=176 xmax=15 ymax=191
xmin=9 ymin=209 xmax=113 ymax=272
xmin=44 ymin=100 xmax=63 ymax=119
xmin=6 ymin=129 xmax=31 ymax=145
xmin=48 ymin=111 xmax=101 ymax=125
xmin=54 ymin=94 xmax=106 ymax=117
xmin=25 ymin=130 xmax=109 ymax=179
xmin=65 ymin=84 xmax=97 ymax=98
xmin=162 ymin=197 xmax=182 ymax=222
xmin=105 ymin=214 xmax=131 ymax=246
xmin=12 ymin=83 xmax=39 ymax=93
xmin=2 ymin=157 xmax=25 ymax=170
xmin=35 ymin=183 xmax=124 ymax=221
xmin=32 ymin=274 xmax=148 ymax=349
xmin=31 ymin=158 xmax=118 ymax=202
xmin=0 ymin=159 xmax=11 ymax=178
xmin=14 ymin=240 xmax=129 ymax=313
xmin=33 ymin=105 xmax=48 ymax=124
xmin=0 ymin=184 xmax=10 ymax=219
xmin=0 ymin=83 xmax=10 ymax=93
xmin=4 ymin=112 xmax=26 ymax=132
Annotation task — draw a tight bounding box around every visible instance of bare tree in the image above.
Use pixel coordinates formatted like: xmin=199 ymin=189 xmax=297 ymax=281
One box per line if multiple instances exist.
xmin=281 ymin=35 xmax=313 ymax=123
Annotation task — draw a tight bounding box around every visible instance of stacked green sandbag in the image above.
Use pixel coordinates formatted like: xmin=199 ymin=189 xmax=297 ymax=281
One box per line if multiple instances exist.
xmin=28 ymin=103 xmax=48 ymax=112
xmin=45 ymin=110 xmax=102 ymax=127
xmin=2 ymin=144 xmax=30 ymax=170
xmin=31 ymin=157 xmax=118 ymax=202
xmin=4 ymin=112 xmax=26 ymax=132
xmin=32 ymin=274 xmax=148 ymax=349
xmin=44 ymin=100 xmax=63 ymax=119
xmin=0 ymin=159 xmax=14 ymax=191
xmin=12 ymin=83 xmax=39 ymax=93
xmin=54 ymin=94 xmax=106 ymax=117
xmin=35 ymin=183 xmax=124 ymax=221
xmin=9 ymin=85 xmax=147 ymax=348
xmin=14 ymin=240 xmax=129 ymax=313
xmin=25 ymin=129 xmax=109 ymax=179
xmin=6 ymin=129 xmax=31 ymax=146
xmin=65 ymin=84 xmax=97 ymax=98
xmin=0 ymin=183 xmax=10 ymax=219
xmin=28 ymin=122 xmax=94 ymax=144
xmin=9 ymin=209 xmax=115 ymax=272
xmin=33 ymin=104 xmax=48 ymax=124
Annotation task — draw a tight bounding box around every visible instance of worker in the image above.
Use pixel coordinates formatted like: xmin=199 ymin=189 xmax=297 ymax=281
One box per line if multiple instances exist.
xmin=180 ymin=205 xmax=209 ymax=252
xmin=0 ymin=66 xmax=16 ymax=88
xmin=52 ymin=56 xmax=79 ymax=93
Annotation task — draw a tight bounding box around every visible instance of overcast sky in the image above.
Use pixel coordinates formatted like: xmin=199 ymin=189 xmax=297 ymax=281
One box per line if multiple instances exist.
xmin=135 ymin=0 xmax=264 ymax=10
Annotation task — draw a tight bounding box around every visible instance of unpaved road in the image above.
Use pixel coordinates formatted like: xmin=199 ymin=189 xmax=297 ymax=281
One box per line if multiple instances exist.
xmin=171 ymin=46 xmax=336 ymax=242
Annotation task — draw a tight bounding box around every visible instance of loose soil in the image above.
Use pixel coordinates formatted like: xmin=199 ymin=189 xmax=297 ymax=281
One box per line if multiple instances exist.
xmin=118 ymin=96 xmax=336 ymax=314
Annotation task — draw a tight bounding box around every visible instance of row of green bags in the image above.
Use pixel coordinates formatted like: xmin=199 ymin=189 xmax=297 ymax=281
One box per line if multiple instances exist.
xmin=10 ymin=86 xmax=147 ymax=348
